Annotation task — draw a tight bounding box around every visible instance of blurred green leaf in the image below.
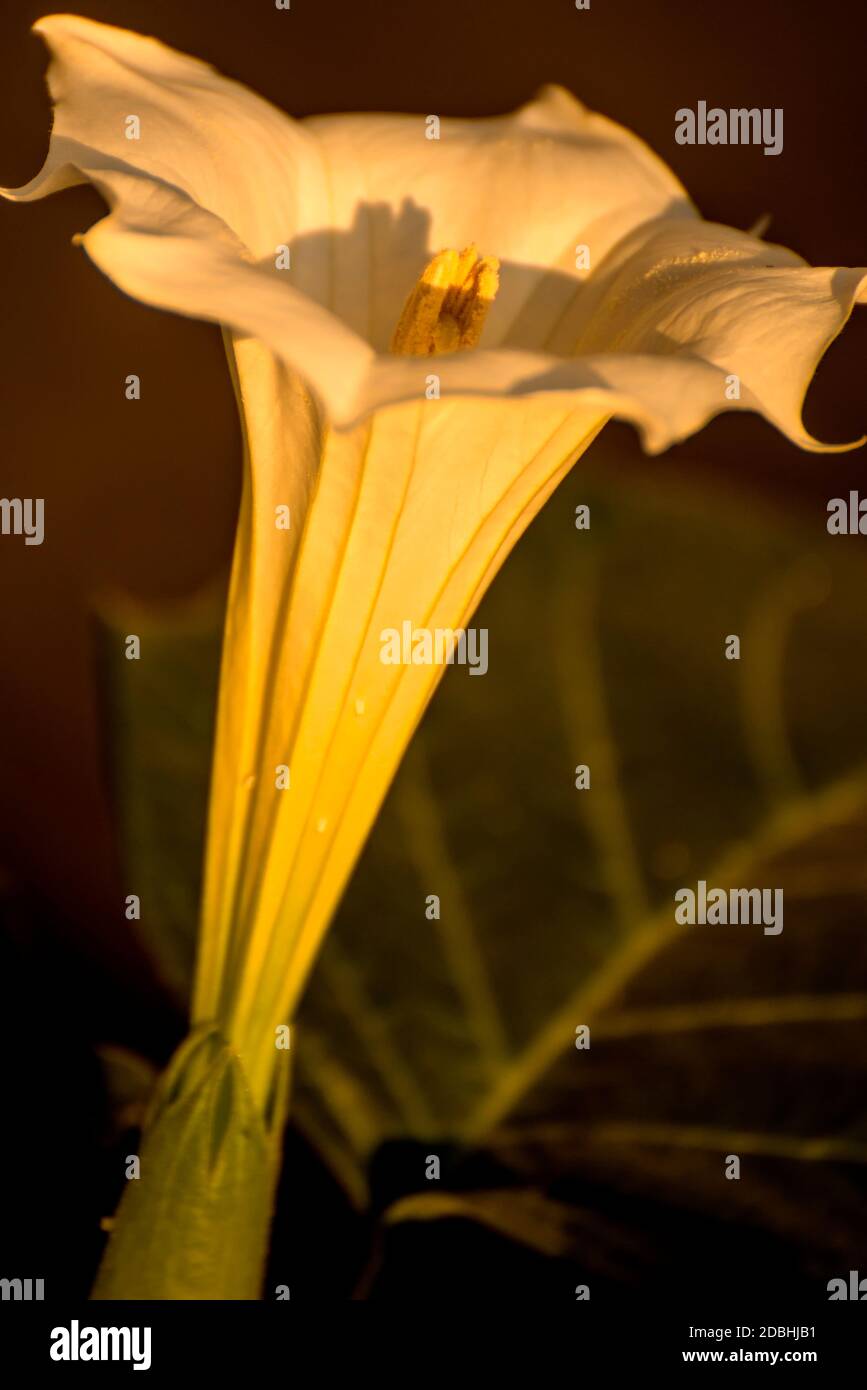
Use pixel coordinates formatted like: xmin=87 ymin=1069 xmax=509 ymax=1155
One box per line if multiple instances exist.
xmin=98 ymin=459 xmax=867 ymax=1282
xmin=290 ymin=461 xmax=867 ymax=1278
xmin=94 ymin=586 xmax=224 ymax=1003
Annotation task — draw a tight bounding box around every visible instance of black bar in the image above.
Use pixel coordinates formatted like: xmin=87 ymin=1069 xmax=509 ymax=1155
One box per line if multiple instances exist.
xmin=1 ymin=1300 xmax=864 ymax=1373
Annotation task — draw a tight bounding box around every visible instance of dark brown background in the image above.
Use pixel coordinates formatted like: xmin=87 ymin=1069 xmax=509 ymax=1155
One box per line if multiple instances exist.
xmin=0 ymin=0 xmax=865 ymax=1296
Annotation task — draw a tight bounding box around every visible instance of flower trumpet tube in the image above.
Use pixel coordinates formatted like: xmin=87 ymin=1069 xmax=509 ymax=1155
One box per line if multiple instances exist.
xmin=3 ymin=15 xmax=865 ymax=1298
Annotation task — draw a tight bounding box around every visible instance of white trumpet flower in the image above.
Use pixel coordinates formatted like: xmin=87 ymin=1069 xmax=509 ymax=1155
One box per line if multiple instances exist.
xmin=4 ymin=13 xmax=864 ymax=1298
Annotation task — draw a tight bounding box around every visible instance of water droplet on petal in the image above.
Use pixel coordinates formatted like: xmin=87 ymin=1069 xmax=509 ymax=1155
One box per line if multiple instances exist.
xmin=316 ymin=817 xmax=328 ymax=834
xmin=354 ymin=698 xmax=366 ymax=716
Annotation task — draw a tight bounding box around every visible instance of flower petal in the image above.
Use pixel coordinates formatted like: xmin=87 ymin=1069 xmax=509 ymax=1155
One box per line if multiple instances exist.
xmin=566 ymin=215 xmax=867 ymax=451
xmin=304 ymin=84 xmax=694 ymax=348
xmin=10 ymin=14 xmax=330 ymax=267
xmin=3 ymin=17 xmax=863 ymax=452
xmin=6 ymin=17 xmax=692 ymax=349
xmin=10 ymin=152 xmax=863 ymax=455
xmin=66 ymin=167 xmax=376 ymax=424
xmin=193 ymin=389 xmax=607 ymax=1105
xmin=194 ymin=336 xmax=326 ymax=1029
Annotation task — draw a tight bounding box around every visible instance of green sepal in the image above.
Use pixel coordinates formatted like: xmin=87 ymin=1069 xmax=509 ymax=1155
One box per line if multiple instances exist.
xmin=91 ymin=1027 xmax=288 ymax=1300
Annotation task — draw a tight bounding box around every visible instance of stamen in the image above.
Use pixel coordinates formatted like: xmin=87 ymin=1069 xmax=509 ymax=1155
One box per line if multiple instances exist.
xmin=391 ymin=244 xmax=499 ymax=356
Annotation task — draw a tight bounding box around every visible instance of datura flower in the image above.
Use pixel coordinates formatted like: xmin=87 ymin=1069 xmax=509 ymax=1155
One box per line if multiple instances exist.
xmin=4 ymin=14 xmax=865 ymax=1298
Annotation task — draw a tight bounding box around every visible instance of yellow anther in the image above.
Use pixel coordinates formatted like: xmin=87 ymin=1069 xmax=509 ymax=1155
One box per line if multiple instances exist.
xmin=391 ymin=244 xmax=499 ymax=356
